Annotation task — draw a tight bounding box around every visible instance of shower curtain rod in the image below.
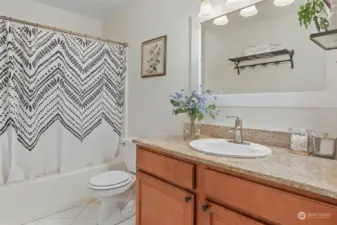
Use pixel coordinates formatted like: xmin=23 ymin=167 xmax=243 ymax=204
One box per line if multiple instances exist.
xmin=0 ymin=15 xmax=128 ymax=47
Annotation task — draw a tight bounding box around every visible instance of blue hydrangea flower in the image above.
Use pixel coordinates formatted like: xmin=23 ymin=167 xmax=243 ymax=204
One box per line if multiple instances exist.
xmin=170 ymin=88 xmax=219 ymax=120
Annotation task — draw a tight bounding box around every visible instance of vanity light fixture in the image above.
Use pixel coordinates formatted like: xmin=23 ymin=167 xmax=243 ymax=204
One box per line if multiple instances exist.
xmin=274 ymin=0 xmax=295 ymax=7
xmin=199 ymin=0 xmax=213 ymax=18
xmin=240 ymin=5 xmax=258 ymax=17
xmin=213 ymin=15 xmax=229 ymax=25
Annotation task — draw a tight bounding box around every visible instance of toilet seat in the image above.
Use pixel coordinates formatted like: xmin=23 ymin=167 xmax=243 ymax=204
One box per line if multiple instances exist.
xmin=88 ymin=171 xmax=133 ymax=190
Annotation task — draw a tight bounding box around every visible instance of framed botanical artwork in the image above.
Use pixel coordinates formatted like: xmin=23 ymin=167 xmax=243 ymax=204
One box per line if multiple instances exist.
xmin=141 ymin=35 xmax=167 ymax=78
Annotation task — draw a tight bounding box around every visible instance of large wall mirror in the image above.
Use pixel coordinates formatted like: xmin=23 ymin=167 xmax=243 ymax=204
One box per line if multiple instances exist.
xmin=202 ymin=0 xmax=326 ymax=94
xmin=191 ymin=0 xmax=337 ymax=108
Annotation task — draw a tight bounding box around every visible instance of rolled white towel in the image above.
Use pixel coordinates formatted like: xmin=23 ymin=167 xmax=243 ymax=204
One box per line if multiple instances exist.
xmin=244 ymin=43 xmax=284 ymax=56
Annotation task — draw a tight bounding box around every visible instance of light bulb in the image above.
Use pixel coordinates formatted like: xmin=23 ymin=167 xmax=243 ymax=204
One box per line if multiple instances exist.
xmin=240 ymin=5 xmax=258 ymax=17
xmin=213 ymin=15 xmax=229 ymax=26
xmin=274 ymin=0 xmax=295 ymax=7
xmin=199 ymin=0 xmax=213 ymax=18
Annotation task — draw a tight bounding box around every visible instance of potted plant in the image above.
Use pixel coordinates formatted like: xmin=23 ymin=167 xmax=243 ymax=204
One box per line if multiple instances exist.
xmin=298 ymin=0 xmax=332 ymax=32
xmin=170 ymin=88 xmax=219 ymax=140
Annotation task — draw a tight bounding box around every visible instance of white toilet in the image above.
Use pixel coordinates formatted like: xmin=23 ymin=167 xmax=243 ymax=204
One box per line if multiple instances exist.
xmin=88 ymin=139 xmax=136 ymax=225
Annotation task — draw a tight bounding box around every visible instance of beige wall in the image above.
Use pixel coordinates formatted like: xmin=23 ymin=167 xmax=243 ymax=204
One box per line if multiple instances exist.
xmin=204 ymin=106 xmax=337 ymax=137
xmin=0 ymin=0 xmax=102 ymax=36
xmin=103 ymin=0 xmax=199 ymax=137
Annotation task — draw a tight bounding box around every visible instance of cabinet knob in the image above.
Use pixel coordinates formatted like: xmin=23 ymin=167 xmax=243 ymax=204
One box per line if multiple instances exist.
xmin=202 ymin=204 xmax=208 ymax=212
xmin=185 ymin=196 xmax=191 ymax=203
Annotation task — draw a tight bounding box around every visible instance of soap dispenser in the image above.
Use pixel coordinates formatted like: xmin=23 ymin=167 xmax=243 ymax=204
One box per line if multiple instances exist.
xmin=313 ymin=133 xmax=337 ymax=159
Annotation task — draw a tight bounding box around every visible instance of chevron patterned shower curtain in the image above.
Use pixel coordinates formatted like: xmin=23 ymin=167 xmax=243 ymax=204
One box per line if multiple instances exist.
xmin=0 ymin=21 xmax=127 ymax=185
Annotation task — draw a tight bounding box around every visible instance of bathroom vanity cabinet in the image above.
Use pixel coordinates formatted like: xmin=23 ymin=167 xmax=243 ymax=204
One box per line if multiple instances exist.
xmin=136 ymin=171 xmax=194 ymax=225
xmin=136 ymin=146 xmax=337 ymax=225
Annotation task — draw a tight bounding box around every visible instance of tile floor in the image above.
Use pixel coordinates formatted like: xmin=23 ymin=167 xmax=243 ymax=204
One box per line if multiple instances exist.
xmin=25 ymin=202 xmax=135 ymax=225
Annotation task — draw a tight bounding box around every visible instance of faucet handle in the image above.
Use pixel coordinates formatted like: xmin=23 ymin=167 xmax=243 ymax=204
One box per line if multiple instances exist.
xmin=226 ymin=116 xmax=242 ymax=129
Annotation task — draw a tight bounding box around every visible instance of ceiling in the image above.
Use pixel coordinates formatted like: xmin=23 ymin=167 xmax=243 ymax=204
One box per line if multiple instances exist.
xmin=34 ymin=0 xmax=145 ymax=19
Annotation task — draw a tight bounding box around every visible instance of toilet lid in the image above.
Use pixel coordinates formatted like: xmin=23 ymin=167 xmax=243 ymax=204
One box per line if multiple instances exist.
xmin=88 ymin=171 xmax=132 ymax=190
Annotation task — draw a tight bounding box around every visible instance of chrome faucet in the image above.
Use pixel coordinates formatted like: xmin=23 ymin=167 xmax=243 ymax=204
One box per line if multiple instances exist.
xmin=226 ymin=116 xmax=243 ymax=144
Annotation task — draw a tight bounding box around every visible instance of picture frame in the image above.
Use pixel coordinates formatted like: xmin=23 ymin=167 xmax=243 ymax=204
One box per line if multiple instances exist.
xmin=141 ymin=35 xmax=167 ymax=78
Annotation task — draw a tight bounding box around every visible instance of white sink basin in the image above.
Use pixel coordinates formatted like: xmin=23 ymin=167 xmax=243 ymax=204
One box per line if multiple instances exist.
xmin=189 ymin=139 xmax=272 ymax=158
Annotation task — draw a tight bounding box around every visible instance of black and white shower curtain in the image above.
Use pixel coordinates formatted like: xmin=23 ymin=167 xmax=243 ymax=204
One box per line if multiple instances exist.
xmin=0 ymin=20 xmax=127 ymax=185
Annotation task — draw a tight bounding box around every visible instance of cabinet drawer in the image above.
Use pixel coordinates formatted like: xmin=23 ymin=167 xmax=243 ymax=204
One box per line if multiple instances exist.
xmin=204 ymin=200 xmax=266 ymax=225
xmin=205 ymin=169 xmax=337 ymax=225
xmin=137 ymin=147 xmax=195 ymax=189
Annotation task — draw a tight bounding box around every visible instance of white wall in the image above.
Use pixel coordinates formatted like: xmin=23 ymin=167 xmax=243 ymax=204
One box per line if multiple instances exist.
xmin=102 ymin=0 xmax=337 ymax=138
xmin=103 ymin=0 xmax=199 ymax=137
xmin=202 ymin=4 xmax=326 ymax=93
xmin=0 ymin=0 xmax=102 ymax=36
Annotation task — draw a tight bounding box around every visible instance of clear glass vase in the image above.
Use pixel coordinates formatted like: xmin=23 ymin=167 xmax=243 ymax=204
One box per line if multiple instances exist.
xmin=183 ymin=116 xmax=201 ymax=140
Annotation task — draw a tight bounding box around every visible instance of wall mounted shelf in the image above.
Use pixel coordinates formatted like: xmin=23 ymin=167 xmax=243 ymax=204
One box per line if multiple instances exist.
xmin=310 ymin=29 xmax=337 ymax=50
xmin=228 ymin=49 xmax=295 ymax=75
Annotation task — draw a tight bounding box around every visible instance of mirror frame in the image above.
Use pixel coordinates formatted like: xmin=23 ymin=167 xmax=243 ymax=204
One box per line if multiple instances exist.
xmin=189 ymin=15 xmax=337 ymax=108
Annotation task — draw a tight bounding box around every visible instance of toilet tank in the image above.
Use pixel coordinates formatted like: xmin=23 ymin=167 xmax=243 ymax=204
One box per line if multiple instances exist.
xmin=121 ymin=138 xmax=136 ymax=173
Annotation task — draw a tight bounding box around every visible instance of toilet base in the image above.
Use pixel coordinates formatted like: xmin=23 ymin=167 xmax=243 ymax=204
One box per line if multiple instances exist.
xmin=98 ymin=200 xmax=135 ymax=225
xmin=95 ymin=185 xmax=136 ymax=225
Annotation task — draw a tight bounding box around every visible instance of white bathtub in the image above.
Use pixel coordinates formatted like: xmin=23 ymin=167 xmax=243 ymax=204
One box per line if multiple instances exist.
xmin=0 ymin=158 xmax=125 ymax=225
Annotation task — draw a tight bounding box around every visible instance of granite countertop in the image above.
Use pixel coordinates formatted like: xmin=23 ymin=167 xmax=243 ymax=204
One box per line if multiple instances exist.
xmin=133 ymin=136 xmax=337 ymax=200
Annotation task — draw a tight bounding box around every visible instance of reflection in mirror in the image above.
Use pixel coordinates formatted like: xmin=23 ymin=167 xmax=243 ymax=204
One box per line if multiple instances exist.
xmin=201 ymin=0 xmax=328 ymax=94
xmin=199 ymin=0 xmax=265 ymax=23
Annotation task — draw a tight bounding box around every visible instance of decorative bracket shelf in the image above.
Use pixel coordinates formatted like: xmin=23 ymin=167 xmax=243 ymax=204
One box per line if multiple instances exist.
xmin=228 ymin=49 xmax=295 ymax=75
xmin=310 ymin=29 xmax=337 ymax=51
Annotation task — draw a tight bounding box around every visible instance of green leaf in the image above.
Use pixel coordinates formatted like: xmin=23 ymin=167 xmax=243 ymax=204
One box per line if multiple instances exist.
xmin=208 ymin=104 xmax=216 ymax=110
xmin=298 ymin=0 xmax=329 ymax=32
xmin=320 ymin=17 xmax=329 ymax=31
xmin=170 ymin=99 xmax=180 ymax=107
xmin=209 ymin=111 xmax=216 ymax=120
xmin=197 ymin=112 xmax=204 ymax=121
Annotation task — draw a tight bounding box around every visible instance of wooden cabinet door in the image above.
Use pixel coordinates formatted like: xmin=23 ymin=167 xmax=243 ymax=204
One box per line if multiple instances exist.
xmin=204 ymin=201 xmax=266 ymax=225
xmin=136 ymin=171 xmax=194 ymax=225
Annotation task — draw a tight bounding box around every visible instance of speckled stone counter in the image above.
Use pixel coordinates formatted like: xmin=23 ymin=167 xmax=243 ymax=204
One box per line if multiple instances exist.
xmin=133 ymin=136 xmax=337 ymax=200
